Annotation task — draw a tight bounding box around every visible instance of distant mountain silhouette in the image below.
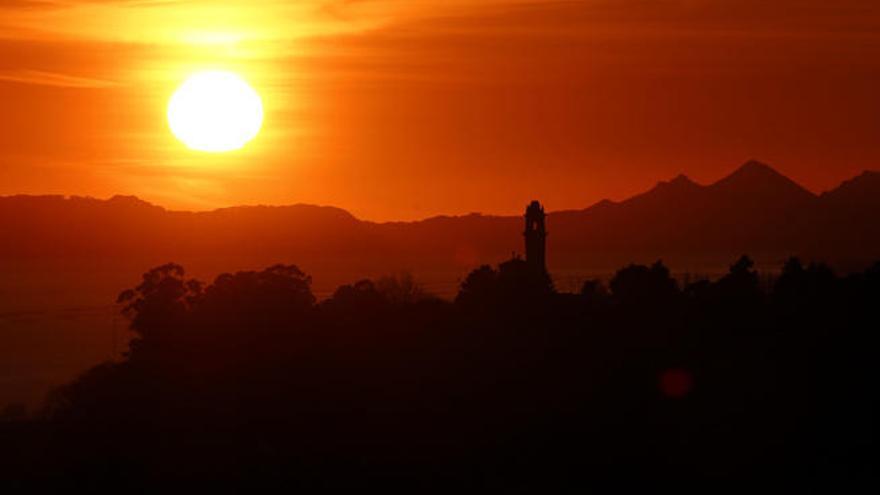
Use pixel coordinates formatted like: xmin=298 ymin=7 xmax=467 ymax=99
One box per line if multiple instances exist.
xmin=819 ymin=170 xmax=880 ymax=213
xmin=546 ymin=160 xmax=880 ymax=270
xmin=712 ymin=160 xmax=815 ymax=201
xmin=1 ymin=161 xmax=879 ymax=283
xmin=811 ymin=170 xmax=880 ymax=257
xmin=3 ymin=160 xmax=879 ymax=411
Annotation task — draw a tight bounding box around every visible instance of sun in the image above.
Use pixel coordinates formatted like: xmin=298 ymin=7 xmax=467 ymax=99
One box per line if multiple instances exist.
xmin=167 ymin=70 xmax=263 ymax=152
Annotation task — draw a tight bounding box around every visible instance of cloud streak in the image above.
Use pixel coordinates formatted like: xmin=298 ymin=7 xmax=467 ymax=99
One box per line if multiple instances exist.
xmin=0 ymin=69 xmax=118 ymax=88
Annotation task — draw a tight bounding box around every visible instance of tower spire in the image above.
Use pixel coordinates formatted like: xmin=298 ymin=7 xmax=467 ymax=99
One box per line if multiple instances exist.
xmin=524 ymin=200 xmax=547 ymax=274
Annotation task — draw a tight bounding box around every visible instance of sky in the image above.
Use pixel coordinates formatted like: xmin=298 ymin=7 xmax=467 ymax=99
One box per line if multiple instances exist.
xmin=1 ymin=0 xmax=879 ymax=220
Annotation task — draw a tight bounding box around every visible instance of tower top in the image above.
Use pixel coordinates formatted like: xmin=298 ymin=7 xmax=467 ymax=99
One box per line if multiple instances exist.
xmin=525 ymin=200 xmax=544 ymax=218
xmin=523 ymin=200 xmax=546 ymax=274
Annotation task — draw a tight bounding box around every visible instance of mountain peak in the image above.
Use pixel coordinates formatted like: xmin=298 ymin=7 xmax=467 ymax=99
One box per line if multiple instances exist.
xmin=620 ymin=172 xmax=702 ymax=207
xmin=731 ymin=159 xmax=783 ymax=178
xmin=648 ymin=173 xmax=700 ymax=194
xmin=668 ymin=173 xmax=697 ymax=187
xmin=712 ymin=160 xmax=815 ymax=200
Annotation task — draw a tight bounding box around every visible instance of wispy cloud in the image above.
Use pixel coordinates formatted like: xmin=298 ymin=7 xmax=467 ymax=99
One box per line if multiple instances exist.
xmin=0 ymin=69 xmax=117 ymax=88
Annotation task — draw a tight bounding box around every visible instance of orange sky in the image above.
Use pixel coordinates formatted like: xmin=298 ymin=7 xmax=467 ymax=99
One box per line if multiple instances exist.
xmin=1 ymin=0 xmax=879 ymax=220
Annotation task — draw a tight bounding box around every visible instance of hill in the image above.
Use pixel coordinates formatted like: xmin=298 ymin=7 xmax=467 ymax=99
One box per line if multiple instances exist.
xmin=2 ymin=160 xmax=879 ymax=285
xmin=2 ymin=159 xmax=879 ymax=409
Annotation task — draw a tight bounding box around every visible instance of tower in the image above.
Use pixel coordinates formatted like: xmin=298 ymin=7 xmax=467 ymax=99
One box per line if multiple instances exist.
xmin=524 ymin=200 xmax=547 ymax=274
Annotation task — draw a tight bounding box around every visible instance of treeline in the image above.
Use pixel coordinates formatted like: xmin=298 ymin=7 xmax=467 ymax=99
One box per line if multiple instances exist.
xmin=3 ymin=256 xmax=879 ymax=490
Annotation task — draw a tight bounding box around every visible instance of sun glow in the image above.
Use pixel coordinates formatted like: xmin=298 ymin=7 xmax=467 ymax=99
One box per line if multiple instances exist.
xmin=167 ymin=71 xmax=263 ymax=152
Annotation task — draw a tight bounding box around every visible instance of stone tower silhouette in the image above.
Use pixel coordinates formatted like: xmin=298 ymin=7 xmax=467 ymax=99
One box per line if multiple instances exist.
xmin=524 ymin=200 xmax=547 ymax=274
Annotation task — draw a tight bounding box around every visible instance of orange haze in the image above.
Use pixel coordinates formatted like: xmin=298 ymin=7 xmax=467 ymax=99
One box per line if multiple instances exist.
xmin=1 ymin=0 xmax=879 ymax=220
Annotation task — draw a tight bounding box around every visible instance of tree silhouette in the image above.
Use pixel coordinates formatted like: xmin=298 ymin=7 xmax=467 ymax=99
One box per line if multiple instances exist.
xmin=455 ymin=257 xmax=553 ymax=313
xmin=455 ymin=264 xmax=499 ymax=308
xmin=609 ymin=260 xmax=678 ymax=307
xmin=6 ymin=255 xmax=880 ymax=490
xmin=116 ymin=262 xmax=201 ymax=345
xmin=375 ymin=271 xmax=432 ymax=305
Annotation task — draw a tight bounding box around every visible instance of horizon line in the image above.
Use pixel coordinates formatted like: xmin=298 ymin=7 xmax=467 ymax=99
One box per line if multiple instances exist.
xmin=0 ymin=160 xmax=877 ymax=223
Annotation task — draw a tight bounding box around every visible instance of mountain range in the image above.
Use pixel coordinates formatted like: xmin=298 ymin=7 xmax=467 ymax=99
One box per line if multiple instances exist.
xmin=3 ymin=159 xmax=879 ymax=408
xmin=1 ymin=160 xmax=879 ymax=295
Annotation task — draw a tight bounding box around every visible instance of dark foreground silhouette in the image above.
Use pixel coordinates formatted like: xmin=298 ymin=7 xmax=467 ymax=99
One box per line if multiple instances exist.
xmin=2 ymin=256 xmax=879 ymax=491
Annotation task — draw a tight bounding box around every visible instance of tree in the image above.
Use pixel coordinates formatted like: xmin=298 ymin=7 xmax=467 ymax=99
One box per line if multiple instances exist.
xmin=773 ymin=257 xmax=836 ymax=315
xmin=609 ymin=260 xmax=679 ymax=306
xmin=321 ymin=279 xmax=387 ymax=315
xmin=455 ymin=264 xmax=499 ymax=307
xmin=116 ymin=263 xmax=201 ymax=345
xmin=376 ymin=272 xmax=431 ymax=305
xmin=455 ymin=258 xmax=554 ymax=310
xmin=715 ymin=255 xmax=761 ymax=304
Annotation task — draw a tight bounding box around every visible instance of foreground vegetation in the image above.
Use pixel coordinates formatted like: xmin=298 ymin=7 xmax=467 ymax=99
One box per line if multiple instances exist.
xmin=2 ymin=256 xmax=879 ymax=490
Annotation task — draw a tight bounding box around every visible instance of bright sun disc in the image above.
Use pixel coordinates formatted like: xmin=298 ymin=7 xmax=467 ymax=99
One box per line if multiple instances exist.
xmin=167 ymin=71 xmax=263 ymax=152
